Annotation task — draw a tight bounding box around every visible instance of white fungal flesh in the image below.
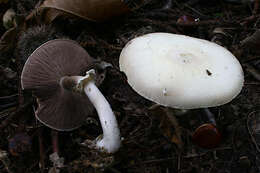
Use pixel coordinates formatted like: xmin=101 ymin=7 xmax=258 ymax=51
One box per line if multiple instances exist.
xmin=119 ymin=33 xmax=244 ymax=109
xmin=80 ymin=70 xmax=121 ymax=153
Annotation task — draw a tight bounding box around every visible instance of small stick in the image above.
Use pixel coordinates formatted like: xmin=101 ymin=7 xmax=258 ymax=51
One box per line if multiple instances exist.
xmin=0 ymin=94 xmax=18 ymax=101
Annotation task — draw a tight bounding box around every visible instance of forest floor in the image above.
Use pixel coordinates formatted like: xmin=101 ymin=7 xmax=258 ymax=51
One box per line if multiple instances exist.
xmin=0 ymin=0 xmax=260 ymax=172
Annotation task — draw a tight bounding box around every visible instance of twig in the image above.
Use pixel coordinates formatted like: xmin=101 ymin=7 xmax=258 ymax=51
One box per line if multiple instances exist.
xmin=0 ymin=94 xmax=18 ymax=101
xmin=183 ymin=3 xmax=208 ymax=19
xmin=140 ymin=157 xmax=176 ymax=164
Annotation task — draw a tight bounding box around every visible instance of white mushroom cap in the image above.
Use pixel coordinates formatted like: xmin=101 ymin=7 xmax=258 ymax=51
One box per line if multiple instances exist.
xmin=119 ymin=33 xmax=244 ymax=109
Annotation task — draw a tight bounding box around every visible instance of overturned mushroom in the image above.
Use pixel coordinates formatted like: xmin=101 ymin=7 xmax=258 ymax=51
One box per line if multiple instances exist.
xmin=119 ymin=32 xmax=244 ymax=148
xmin=21 ymin=39 xmax=121 ymax=153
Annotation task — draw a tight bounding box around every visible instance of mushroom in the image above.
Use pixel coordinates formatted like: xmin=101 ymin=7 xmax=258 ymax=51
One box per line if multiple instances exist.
xmin=21 ymin=39 xmax=121 ymax=153
xmin=119 ymin=32 xmax=244 ymax=148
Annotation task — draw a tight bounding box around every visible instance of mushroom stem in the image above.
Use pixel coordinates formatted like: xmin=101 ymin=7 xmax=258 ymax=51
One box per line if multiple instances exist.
xmin=203 ymin=108 xmax=216 ymax=125
xmin=83 ymin=80 xmax=121 ymax=153
xmin=61 ymin=69 xmax=121 ymax=153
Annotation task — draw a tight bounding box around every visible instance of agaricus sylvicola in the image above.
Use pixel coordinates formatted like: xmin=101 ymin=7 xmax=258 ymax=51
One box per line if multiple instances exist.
xmin=119 ymin=32 xmax=244 ymax=148
xmin=21 ymin=39 xmax=121 ymax=153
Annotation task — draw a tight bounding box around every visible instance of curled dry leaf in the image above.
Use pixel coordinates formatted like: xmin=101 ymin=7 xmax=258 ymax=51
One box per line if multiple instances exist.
xmin=40 ymin=0 xmax=130 ymax=22
xmin=149 ymin=106 xmax=184 ymax=149
xmin=26 ymin=0 xmax=149 ymax=24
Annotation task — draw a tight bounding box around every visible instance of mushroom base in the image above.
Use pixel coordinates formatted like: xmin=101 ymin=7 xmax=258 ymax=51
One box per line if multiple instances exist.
xmin=59 ymin=69 xmax=121 ymax=153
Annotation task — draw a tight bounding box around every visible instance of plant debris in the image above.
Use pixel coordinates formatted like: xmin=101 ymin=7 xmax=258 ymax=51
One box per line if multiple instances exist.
xmin=0 ymin=0 xmax=260 ymax=172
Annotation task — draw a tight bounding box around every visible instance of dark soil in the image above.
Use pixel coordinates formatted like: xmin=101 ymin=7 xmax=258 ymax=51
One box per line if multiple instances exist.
xmin=0 ymin=0 xmax=260 ymax=173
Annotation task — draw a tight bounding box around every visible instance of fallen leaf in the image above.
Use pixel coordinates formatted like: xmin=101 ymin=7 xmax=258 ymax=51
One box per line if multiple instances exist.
xmin=41 ymin=0 xmax=130 ymax=22
xmin=149 ymin=106 xmax=184 ymax=149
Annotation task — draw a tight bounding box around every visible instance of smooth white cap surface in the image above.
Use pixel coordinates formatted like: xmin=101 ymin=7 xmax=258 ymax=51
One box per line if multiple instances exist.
xmin=119 ymin=33 xmax=244 ymax=109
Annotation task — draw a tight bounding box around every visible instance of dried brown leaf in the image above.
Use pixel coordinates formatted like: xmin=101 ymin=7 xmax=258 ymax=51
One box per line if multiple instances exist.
xmin=25 ymin=7 xmax=69 ymax=25
xmin=149 ymin=106 xmax=184 ymax=149
xmin=40 ymin=0 xmax=131 ymax=22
